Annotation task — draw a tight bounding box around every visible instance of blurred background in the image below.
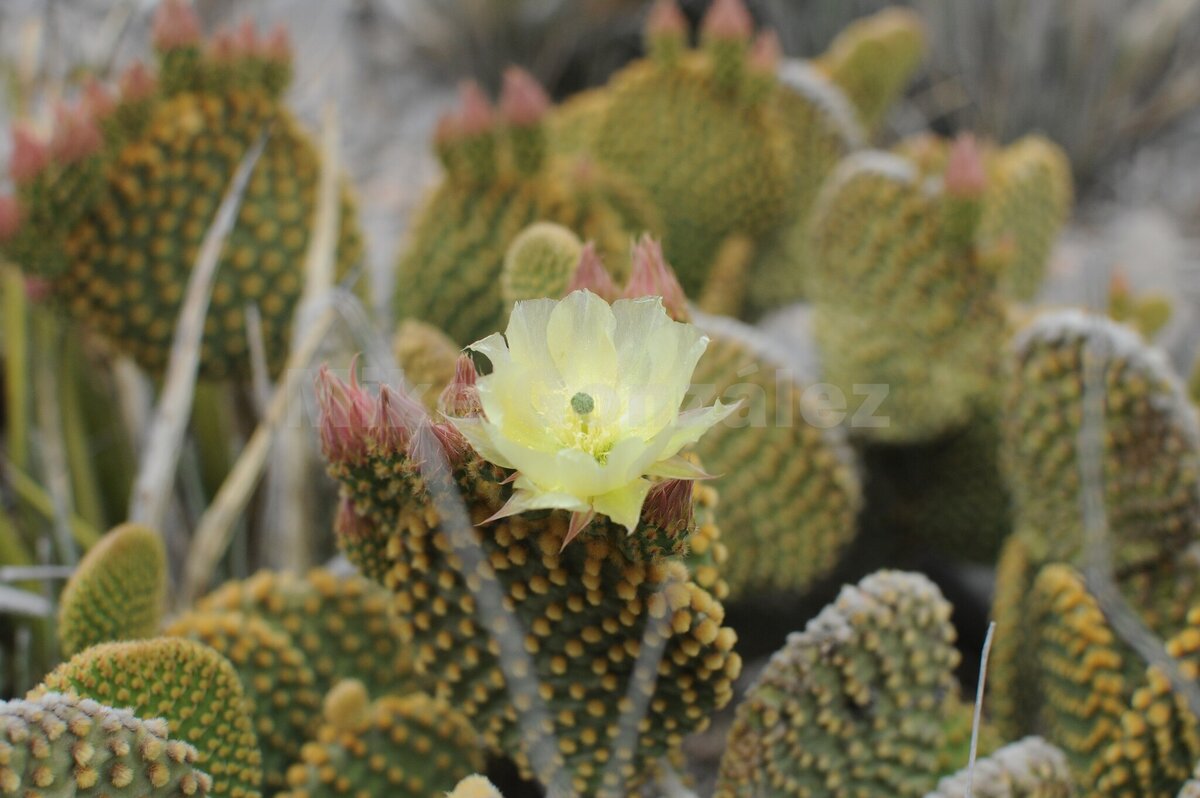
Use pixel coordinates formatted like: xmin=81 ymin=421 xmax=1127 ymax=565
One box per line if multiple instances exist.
xmin=3 ymin=0 xmax=1200 ymax=360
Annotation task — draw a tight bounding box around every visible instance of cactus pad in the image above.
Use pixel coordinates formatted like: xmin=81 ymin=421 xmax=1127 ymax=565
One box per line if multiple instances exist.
xmin=34 ymin=637 xmax=262 ymax=798
xmin=927 ymin=737 xmax=1075 ymax=798
xmin=57 ymin=523 xmax=166 ymax=657
xmin=164 ymin=610 xmax=321 ymax=792
xmin=196 ymin=568 xmax=417 ymax=700
xmin=279 ymin=681 xmax=482 ymax=798
xmin=714 ymin=570 xmax=960 ymax=798
xmin=0 ymin=692 xmax=213 ymax=797
xmin=689 ymin=311 xmax=860 ymax=596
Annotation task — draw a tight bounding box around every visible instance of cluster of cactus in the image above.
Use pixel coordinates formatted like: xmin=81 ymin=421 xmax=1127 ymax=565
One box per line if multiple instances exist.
xmin=988 ymin=309 xmax=1200 ymax=797
xmin=0 ymin=0 xmax=363 ymax=378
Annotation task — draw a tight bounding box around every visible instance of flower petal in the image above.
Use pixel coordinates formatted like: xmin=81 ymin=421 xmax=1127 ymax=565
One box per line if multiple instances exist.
xmin=447 ymin=416 xmax=517 ymax=470
xmin=504 ymin=298 xmax=558 ymax=372
xmin=484 ymin=485 xmax=589 ymax=524
xmin=591 ymin=478 xmax=653 ymax=533
xmin=659 ymin=399 xmax=741 ymax=457
xmin=645 ymin=454 xmax=714 ymax=480
xmin=547 ymin=290 xmax=618 ymax=389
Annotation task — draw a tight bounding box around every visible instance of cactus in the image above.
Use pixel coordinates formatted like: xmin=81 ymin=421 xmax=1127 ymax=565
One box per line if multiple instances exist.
xmin=164 ymin=610 xmax=322 ymax=792
xmin=894 ymin=132 xmax=1073 ymax=302
xmin=279 ymin=680 xmax=482 ymax=798
xmin=714 ymin=570 xmax=960 ymax=798
xmin=586 ymin=0 xmax=794 ymax=296
xmin=2 ymin=1 xmax=364 ymax=379
xmin=500 ymin=221 xmax=584 ymax=307
xmin=807 ymin=141 xmax=1007 ymax=444
xmin=743 ymin=60 xmax=863 ymax=316
xmin=317 ymin=367 xmax=741 ymax=795
xmin=1027 ymin=565 xmax=1134 ymax=779
xmin=981 ymin=135 xmax=1073 ymax=300
xmin=57 ymin=523 xmax=166 ymax=657
xmin=1109 ymin=274 xmax=1173 ymax=341
xmin=688 ymin=311 xmax=861 ymax=596
xmin=813 ymin=7 xmax=926 ymax=136
xmin=393 ymin=318 xmax=462 ymax=412
xmin=936 ymin=691 xmax=1003 ymax=776
xmin=196 ymin=568 xmax=418 ymax=700
xmin=926 ymin=737 xmax=1075 ymax=798
xmin=34 ymin=637 xmax=263 ymax=798
xmin=0 ymin=692 xmax=213 ymax=797
xmin=1002 ymin=311 xmax=1200 ymax=569
xmin=393 ymin=71 xmax=658 ymax=346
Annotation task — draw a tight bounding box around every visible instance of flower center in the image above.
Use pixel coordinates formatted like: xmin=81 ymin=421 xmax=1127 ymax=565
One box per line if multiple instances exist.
xmin=570 ymin=391 xmax=595 ymax=415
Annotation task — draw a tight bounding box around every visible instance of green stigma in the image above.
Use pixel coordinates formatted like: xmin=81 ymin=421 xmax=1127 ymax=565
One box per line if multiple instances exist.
xmin=570 ymin=391 xmax=595 ymax=415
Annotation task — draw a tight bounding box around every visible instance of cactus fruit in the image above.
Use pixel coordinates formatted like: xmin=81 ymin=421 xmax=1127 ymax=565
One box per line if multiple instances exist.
xmin=393 ymin=318 xmax=461 ymax=412
xmin=0 ymin=692 xmax=213 ymax=797
xmin=586 ymin=0 xmax=794 ymax=296
xmin=34 ymin=637 xmax=263 ymax=798
xmin=1002 ymin=311 xmax=1200 ymax=569
xmin=500 ymin=221 xmax=584 ymax=307
xmin=279 ymin=680 xmax=482 ymax=798
xmin=813 ymin=7 xmax=926 ymax=136
xmin=446 ymin=774 xmax=505 ymax=798
xmin=743 ymin=60 xmax=863 ymax=316
xmin=714 ymin=571 xmax=960 ymax=798
xmin=196 ymin=568 xmax=417 ymax=700
xmin=164 ymin=611 xmax=321 ymax=792
xmin=393 ymin=73 xmax=658 ymax=346
xmin=3 ymin=2 xmax=364 ymax=379
xmin=317 ymin=368 xmax=741 ymax=795
xmin=57 ymin=523 xmax=166 ymax=657
xmin=688 ymin=311 xmax=860 ymax=596
xmin=926 ymin=737 xmax=1075 ymax=798
xmin=808 ymin=144 xmax=1007 ymax=443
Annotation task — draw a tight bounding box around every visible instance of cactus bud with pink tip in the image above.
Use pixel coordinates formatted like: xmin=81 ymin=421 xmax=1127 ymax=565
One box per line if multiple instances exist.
xmin=566 ymin=243 xmax=619 ymax=301
xmin=646 ymin=0 xmax=688 ymax=64
xmin=500 ymin=67 xmax=550 ymax=174
xmin=623 ymin=235 xmax=690 ymax=321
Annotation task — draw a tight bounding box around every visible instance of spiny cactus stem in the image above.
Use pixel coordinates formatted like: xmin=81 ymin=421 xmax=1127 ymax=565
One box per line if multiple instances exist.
xmin=1077 ymin=321 xmax=1200 ymax=721
xmin=128 ymin=132 xmax=268 ymax=532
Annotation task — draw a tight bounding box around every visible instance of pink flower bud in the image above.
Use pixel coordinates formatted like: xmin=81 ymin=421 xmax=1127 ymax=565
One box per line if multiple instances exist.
xmin=647 ymin=0 xmax=687 ymax=38
xmin=208 ymin=26 xmax=238 ymax=61
xmin=624 ymin=235 xmax=688 ymax=321
xmin=316 ymin=363 xmax=375 ymax=463
xmin=642 ymin=479 xmax=694 ymax=531
xmin=118 ymin=61 xmax=158 ymax=102
xmin=748 ymin=30 xmax=781 ymax=74
xmin=945 ymin=133 xmax=987 ymax=198
xmin=49 ymin=102 xmax=103 ymax=164
xmin=262 ymin=24 xmax=292 ymax=63
xmin=0 ymin=195 xmax=20 ymax=243
xmin=152 ymin=0 xmax=202 ymax=51
xmin=439 ymin=354 xmax=483 ymax=419
xmin=566 ymin=243 xmax=618 ymax=301
xmin=499 ymin=67 xmax=550 ymax=128
xmin=702 ymin=0 xmax=753 ymax=41
xmin=234 ymin=19 xmax=258 ymax=57
xmin=82 ymin=78 xmax=115 ymax=121
xmin=8 ymin=125 xmax=50 ymax=185
xmin=457 ymin=80 xmax=495 ymax=137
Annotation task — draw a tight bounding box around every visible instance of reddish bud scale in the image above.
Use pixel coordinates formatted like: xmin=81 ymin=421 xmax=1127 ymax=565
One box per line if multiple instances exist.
xmin=567 ymin=243 xmax=619 ymax=301
xmin=82 ymin=79 xmax=116 ymax=121
xmin=702 ymin=0 xmax=754 ymax=41
xmin=499 ymin=67 xmax=550 ymax=128
xmin=457 ymin=81 xmax=496 ymax=138
xmin=0 ymin=195 xmax=20 ymax=242
xmin=9 ymin=125 xmax=51 ymax=185
xmin=439 ymin=355 xmax=484 ymax=419
xmin=49 ymin=103 xmax=103 ymax=164
xmin=151 ymin=0 xmax=202 ymax=51
xmin=623 ymin=235 xmax=689 ymax=321
xmin=647 ymin=0 xmax=688 ymax=38
xmin=262 ymin=25 xmax=292 ymax=64
xmin=118 ymin=62 xmax=158 ymax=103
xmin=945 ymin=133 xmax=987 ymax=198
xmin=317 ymin=365 xmax=460 ymax=470
xmin=748 ymin=30 xmax=782 ymax=75
xmin=644 ymin=479 xmax=695 ymax=532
